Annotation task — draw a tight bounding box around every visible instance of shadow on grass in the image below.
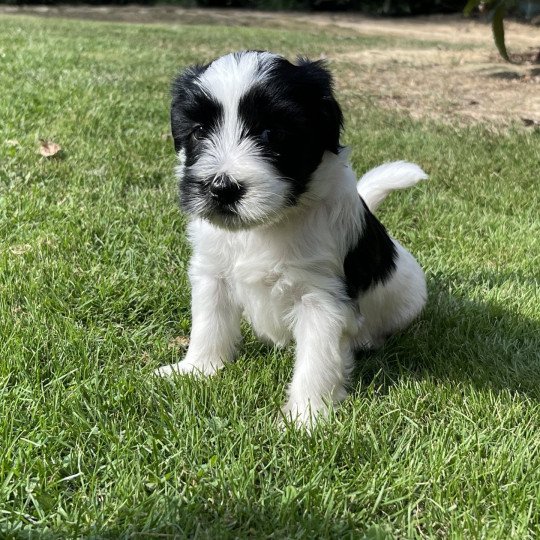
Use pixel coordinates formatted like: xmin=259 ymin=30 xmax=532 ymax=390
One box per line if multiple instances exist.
xmin=353 ymin=272 xmax=540 ymax=401
xmin=98 ymin=509 xmax=388 ymax=539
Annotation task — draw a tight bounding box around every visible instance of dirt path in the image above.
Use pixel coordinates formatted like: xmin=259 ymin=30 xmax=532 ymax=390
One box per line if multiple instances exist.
xmin=2 ymin=5 xmax=538 ymax=127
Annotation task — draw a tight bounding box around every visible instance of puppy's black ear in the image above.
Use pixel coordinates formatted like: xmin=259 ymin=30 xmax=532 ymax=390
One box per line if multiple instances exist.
xmin=295 ymin=58 xmax=343 ymax=154
xmin=170 ymin=64 xmax=207 ymax=153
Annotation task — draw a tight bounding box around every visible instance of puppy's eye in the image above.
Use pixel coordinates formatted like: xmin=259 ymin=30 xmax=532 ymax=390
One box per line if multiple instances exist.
xmin=258 ymin=129 xmax=287 ymax=145
xmin=190 ymin=125 xmax=205 ymax=141
xmin=259 ymin=129 xmax=271 ymax=144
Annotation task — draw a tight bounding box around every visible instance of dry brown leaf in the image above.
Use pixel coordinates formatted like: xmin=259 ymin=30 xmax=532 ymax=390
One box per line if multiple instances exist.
xmin=168 ymin=336 xmax=190 ymax=349
xmin=39 ymin=139 xmax=62 ymax=157
xmin=11 ymin=305 xmax=24 ymax=316
xmin=9 ymin=244 xmax=32 ymax=255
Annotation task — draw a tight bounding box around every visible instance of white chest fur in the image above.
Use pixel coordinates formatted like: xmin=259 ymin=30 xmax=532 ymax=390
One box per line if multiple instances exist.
xmin=232 ymin=249 xmax=299 ymax=345
xmin=186 ymin=161 xmax=365 ymax=348
xmin=190 ymin=219 xmax=308 ymax=345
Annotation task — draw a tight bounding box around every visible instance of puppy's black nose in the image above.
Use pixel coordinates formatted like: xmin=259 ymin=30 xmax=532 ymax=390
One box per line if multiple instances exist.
xmin=209 ymin=174 xmax=244 ymax=205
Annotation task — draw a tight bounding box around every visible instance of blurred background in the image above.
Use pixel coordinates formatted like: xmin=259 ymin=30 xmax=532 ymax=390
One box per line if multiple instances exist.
xmin=0 ymin=0 xmax=539 ymax=17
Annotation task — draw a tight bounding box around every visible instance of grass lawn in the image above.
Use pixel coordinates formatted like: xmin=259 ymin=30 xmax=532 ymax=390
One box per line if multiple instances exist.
xmin=0 ymin=13 xmax=539 ymax=539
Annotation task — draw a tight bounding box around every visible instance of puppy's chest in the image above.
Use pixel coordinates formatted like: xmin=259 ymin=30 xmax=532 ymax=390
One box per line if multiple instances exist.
xmin=228 ymin=248 xmax=300 ymax=345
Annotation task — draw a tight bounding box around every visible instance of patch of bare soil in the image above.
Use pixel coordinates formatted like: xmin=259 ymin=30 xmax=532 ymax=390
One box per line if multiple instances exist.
xmin=324 ymin=16 xmax=539 ymax=128
xmin=335 ymin=45 xmax=540 ymax=128
xmin=305 ymin=12 xmax=539 ymax=127
xmin=2 ymin=6 xmax=538 ymax=127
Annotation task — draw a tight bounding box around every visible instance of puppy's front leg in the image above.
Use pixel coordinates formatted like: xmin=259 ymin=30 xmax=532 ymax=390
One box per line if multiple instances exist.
xmin=155 ymin=272 xmax=241 ymax=377
xmin=283 ymin=292 xmax=354 ymax=427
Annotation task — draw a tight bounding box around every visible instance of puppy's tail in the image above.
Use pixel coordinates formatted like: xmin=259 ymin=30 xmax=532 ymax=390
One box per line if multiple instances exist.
xmin=357 ymin=161 xmax=428 ymax=213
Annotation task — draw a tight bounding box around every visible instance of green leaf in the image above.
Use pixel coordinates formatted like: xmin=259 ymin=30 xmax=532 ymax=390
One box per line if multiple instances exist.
xmin=492 ymin=3 xmax=511 ymax=62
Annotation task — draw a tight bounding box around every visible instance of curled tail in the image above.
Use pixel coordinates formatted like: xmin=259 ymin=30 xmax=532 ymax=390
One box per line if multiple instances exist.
xmin=357 ymin=161 xmax=428 ymax=213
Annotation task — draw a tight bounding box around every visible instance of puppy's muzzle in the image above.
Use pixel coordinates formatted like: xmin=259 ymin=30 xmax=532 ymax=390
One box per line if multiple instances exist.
xmin=208 ymin=174 xmax=244 ymax=206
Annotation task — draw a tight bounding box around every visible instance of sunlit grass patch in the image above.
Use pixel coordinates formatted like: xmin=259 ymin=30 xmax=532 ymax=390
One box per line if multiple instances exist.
xmin=0 ymin=14 xmax=539 ymax=538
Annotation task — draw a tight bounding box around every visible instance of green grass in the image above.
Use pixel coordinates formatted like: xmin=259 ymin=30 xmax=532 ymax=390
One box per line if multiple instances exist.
xmin=1 ymin=13 xmax=539 ymax=539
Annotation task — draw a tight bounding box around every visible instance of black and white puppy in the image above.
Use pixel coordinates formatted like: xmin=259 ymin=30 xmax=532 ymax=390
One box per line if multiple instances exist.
xmin=155 ymin=51 xmax=427 ymax=427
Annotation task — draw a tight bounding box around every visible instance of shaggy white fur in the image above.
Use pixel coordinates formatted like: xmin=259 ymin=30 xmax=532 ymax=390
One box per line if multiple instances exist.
xmin=156 ymin=51 xmax=428 ymax=428
xmin=156 ymin=152 xmax=427 ymax=426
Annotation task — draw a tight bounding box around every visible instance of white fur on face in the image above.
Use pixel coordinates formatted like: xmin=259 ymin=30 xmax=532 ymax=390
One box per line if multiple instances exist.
xmin=184 ymin=52 xmax=292 ymax=228
xmin=196 ymin=51 xmax=277 ymax=106
xmin=188 ymin=137 xmax=291 ymax=228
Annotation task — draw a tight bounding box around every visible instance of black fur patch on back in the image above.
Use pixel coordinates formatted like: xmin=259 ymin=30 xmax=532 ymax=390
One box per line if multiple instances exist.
xmin=343 ymin=198 xmax=397 ymax=299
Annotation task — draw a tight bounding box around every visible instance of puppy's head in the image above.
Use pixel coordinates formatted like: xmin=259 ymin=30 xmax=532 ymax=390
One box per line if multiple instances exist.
xmin=170 ymin=51 xmax=343 ymax=229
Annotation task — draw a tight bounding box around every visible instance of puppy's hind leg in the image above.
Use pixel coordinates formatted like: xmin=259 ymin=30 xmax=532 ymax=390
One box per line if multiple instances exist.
xmin=358 ymin=242 xmax=427 ymax=346
xmin=154 ymin=272 xmax=241 ymax=377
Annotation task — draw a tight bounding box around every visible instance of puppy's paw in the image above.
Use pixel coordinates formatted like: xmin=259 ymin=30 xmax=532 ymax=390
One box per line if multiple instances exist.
xmin=153 ymin=359 xmax=224 ymax=378
xmin=280 ymin=399 xmax=327 ymax=430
